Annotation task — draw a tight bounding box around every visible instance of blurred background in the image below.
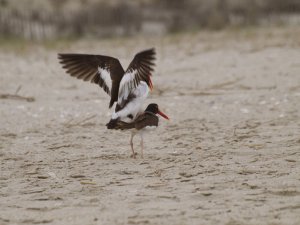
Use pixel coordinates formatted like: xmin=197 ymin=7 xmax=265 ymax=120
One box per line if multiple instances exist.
xmin=0 ymin=0 xmax=300 ymax=41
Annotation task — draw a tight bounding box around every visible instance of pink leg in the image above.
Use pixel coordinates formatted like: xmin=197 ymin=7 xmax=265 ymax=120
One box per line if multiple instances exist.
xmin=130 ymin=133 xmax=136 ymax=159
xmin=140 ymin=134 xmax=144 ymax=159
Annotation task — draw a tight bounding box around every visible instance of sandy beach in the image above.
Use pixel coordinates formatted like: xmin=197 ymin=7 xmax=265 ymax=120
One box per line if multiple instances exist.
xmin=1 ymin=27 xmax=300 ymax=225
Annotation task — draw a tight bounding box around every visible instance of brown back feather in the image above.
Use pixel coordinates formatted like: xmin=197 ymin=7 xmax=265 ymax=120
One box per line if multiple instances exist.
xmin=113 ymin=112 xmax=158 ymax=130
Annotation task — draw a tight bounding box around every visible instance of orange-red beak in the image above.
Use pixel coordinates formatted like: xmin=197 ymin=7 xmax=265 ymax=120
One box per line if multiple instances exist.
xmin=158 ymin=109 xmax=169 ymax=120
xmin=148 ymin=77 xmax=153 ymax=91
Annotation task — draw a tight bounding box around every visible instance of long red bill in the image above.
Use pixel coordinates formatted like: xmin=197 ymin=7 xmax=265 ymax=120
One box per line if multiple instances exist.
xmin=158 ymin=110 xmax=169 ymax=120
xmin=148 ymin=76 xmax=153 ymax=91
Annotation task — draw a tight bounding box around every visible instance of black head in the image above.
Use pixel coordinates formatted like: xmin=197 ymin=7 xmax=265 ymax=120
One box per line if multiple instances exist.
xmin=145 ymin=103 xmax=169 ymax=120
xmin=145 ymin=103 xmax=159 ymax=114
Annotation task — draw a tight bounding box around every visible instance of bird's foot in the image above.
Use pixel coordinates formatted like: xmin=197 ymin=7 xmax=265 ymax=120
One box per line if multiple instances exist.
xmin=130 ymin=152 xmax=137 ymax=159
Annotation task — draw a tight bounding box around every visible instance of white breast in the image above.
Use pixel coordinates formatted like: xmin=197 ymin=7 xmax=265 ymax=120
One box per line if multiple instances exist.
xmin=112 ymin=81 xmax=149 ymax=122
xmin=141 ymin=125 xmax=157 ymax=133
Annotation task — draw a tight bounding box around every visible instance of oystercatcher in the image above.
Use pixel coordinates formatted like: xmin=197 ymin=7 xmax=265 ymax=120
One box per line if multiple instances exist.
xmin=58 ymin=48 xmax=155 ymax=123
xmin=58 ymin=49 xmax=169 ymax=157
xmin=112 ymin=103 xmax=169 ymax=158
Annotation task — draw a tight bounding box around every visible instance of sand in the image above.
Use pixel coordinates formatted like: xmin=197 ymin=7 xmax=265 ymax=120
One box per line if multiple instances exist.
xmin=1 ymin=27 xmax=300 ymax=225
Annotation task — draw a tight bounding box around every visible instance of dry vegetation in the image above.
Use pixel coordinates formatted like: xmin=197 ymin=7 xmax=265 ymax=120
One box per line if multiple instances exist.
xmin=0 ymin=0 xmax=300 ymax=40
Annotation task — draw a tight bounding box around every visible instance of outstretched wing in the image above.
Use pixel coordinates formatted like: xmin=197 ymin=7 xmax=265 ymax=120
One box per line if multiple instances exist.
xmin=58 ymin=53 xmax=124 ymax=108
xmin=117 ymin=48 xmax=155 ymax=105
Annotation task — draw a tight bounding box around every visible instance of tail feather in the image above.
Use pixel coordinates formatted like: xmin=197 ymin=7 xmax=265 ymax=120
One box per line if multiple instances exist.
xmin=106 ymin=119 xmax=135 ymax=130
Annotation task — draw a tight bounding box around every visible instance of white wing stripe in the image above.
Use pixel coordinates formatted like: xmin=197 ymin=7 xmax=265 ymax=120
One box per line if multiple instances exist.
xmin=98 ymin=67 xmax=112 ymax=94
xmin=118 ymin=70 xmax=137 ymax=104
xmin=112 ymin=81 xmax=149 ymax=121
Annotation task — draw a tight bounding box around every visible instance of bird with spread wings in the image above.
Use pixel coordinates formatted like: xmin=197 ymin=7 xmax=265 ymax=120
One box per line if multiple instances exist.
xmin=58 ymin=48 xmax=156 ymax=125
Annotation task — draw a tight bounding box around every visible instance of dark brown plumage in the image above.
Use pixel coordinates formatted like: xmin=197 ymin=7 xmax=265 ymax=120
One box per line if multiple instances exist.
xmin=58 ymin=48 xmax=156 ymax=108
xmin=113 ymin=112 xmax=159 ymax=130
xmin=124 ymin=48 xmax=155 ymax=90
xmin=107 ymin=103 xmax=169 ymax=158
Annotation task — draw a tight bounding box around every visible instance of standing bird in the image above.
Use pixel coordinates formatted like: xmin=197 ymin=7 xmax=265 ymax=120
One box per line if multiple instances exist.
xmin=58 ymin=48 xmax=155 ymax=123
xmin=112 ymin=103 xmax=169 ymax=158
xmin=58 ymin=49 xmax=169 ymax=157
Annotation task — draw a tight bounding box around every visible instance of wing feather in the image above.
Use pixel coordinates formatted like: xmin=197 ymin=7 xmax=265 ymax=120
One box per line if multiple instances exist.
xmin=118 ymin=48 xmax=155 ymax=105
xmin=135 ymin=113 xmax=158 ymax=130
xmin=58 ymin=53 xmax=124 ymax=107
